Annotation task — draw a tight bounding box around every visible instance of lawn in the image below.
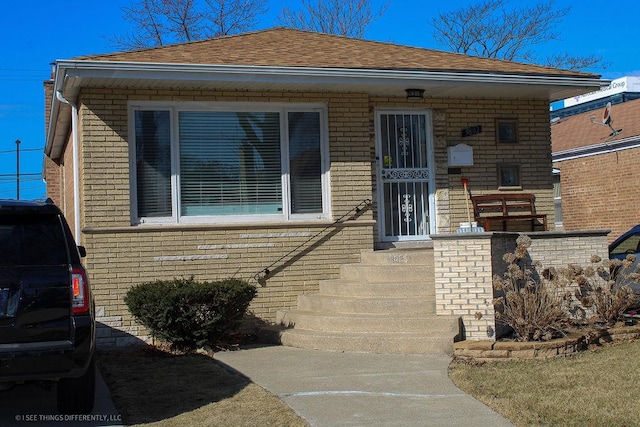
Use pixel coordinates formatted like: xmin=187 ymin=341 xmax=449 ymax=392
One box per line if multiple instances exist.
xmin=96 ymin=347 xmax=308 ymax=427
xmin=99 ymin=340 xmax=640 ymax=427
xmin=448 ymin=340 xmax=640 ymax=427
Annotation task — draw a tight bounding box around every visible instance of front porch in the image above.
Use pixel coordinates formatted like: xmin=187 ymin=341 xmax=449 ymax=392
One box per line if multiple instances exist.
xmin=269 ymin=230 xmax=610 ymax=355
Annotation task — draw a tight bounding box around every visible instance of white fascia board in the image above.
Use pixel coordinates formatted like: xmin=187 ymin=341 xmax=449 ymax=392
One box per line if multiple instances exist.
xmin=553 ymin=135 xmax=640 ymax=162
xmin=46 ymin=59 xmax=604 ymax=156
xmin=45 ymin=62 xmax=70 ymax=157
xmin=55 ymin=60 xmax=604 ymax=93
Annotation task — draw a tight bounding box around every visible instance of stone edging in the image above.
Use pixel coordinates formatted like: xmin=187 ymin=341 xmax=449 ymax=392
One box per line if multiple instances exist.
xmin=453 ymin=325 xmax=640 ymax=362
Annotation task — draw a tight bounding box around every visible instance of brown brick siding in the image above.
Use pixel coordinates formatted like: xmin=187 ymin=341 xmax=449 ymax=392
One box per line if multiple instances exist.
xmin=44 ymin=156 xmax=62 ymax=203
xmin=556 ymin=148 xmax=640 ymax=242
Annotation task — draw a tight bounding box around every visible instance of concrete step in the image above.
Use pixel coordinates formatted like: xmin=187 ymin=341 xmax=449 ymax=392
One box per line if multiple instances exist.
xmin=319 ymin=279 xmax=434 ymax=298
xmin=359 ymin=249 xmax=435 ymax=266
xmin=296 ymin=294 xmax=436 ymax=315
xmin=267 ymin=247 xmax=455 ymax=355
xmin=340 ymin=263 xmax=434 ymax=283
xmin=277 ymin=310 xmax=459 ymax=335
xmin=277 ymin=328 xmax=458 ymax=355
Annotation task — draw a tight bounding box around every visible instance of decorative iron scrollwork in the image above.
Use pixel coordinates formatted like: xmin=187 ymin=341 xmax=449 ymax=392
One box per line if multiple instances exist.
xmin=381 ymin=168 xmax=430 ymax=180
xmin=401 ymin=194 xmax=413 ymax=224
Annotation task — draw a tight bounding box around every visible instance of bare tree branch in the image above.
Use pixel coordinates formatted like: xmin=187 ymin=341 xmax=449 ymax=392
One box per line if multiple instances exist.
xmin=545 ymin=53 xmax=610 ymax=71
xmin=162 ymin=0 xmax=205 ymax=42
xmin=203 ymin=0 xmax=268 ymax=37
xmin=110 ymin=0 xmax=169 ymax=49
xmin=109 ymin=0 xmax=268 ymax=50
xmin=430 ymin=0 xmax=606 ymax=71
xmin=432 ymin=0 xmax=567 ymax=61
xmin=278 ymin=0 xmax=388 ymax=38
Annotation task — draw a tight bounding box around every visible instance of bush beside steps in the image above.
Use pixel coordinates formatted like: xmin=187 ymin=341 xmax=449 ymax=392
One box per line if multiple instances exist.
xmin=125 ymin=277 xmax=256 ymax=352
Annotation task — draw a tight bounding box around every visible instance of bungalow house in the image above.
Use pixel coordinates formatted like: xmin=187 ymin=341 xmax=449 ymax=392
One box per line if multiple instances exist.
xmin=44 ymin=28 xmax=604 ymax=351
xmin=552 ymin=96 xmax=640 ymax=242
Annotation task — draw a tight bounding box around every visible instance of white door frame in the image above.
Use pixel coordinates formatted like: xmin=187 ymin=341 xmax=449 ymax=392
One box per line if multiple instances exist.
xmin=375 ymin=109 xmax=436 ymax=242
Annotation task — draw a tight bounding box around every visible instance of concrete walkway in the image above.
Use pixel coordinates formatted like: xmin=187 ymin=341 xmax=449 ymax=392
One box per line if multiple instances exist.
xmin=215 ymin=346 xmax=514 ymax=427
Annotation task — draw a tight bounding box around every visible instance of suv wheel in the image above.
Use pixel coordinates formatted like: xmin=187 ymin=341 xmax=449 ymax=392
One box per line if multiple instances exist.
xmin=57 ymin=358 xmax=96 ymax=414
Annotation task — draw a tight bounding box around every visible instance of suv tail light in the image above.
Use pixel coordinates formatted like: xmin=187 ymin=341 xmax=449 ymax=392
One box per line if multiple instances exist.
xmin=71 ymin=267 xmax=90 ymax=315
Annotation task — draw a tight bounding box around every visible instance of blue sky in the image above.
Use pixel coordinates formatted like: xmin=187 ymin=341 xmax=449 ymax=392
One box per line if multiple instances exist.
xmin=1 ymin=0 xmax=638 ymax=200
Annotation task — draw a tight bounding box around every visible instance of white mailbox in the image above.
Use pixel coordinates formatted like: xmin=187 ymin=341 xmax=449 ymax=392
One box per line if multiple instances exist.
xmin=448 ymin=143 xmax=474 ymax=166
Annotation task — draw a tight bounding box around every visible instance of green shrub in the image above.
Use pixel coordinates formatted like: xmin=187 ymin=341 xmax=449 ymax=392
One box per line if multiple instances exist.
xmin=124 ymin=277 xmax=256 ymax=351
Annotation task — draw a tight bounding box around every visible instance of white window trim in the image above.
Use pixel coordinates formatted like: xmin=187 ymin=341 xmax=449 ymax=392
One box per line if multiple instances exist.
xmin=128 ymin=101 xmax=332 ymax=225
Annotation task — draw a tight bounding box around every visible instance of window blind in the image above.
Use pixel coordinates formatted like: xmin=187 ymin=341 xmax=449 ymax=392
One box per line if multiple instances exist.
xmin=288 ymin=112 xmax=323 ymax=214
xmin=178 ymin=111 xmax=282 ymax=216
xmin=135 ymin=111 xmax=172 ymax=218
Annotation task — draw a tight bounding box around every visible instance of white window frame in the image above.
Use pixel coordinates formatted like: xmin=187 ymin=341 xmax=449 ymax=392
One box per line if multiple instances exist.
xmin=553 ymin=168 xmax=563 ymax=228
xmin=129 ymin=101 xmax=331 ymax=225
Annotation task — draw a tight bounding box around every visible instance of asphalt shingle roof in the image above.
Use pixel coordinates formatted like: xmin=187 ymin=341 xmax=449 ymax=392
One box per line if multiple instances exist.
xmin=78 ymin=27 xmax=596 ymax=78
xmin=552 ymin=98 xmax=640 ymax=153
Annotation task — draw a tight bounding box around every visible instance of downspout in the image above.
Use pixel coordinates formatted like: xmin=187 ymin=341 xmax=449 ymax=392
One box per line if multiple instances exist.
xmin=55 ymin=90 xmax=81 ymax=245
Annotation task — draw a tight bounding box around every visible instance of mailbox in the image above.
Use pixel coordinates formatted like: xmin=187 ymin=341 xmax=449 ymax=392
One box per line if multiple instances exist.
xmin=448 ymin=143 xmax=474 ymax=167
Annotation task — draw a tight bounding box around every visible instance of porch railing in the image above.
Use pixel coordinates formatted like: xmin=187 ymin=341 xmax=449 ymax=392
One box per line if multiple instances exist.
xmin=253 ymin=199 xmax=372 ymax=285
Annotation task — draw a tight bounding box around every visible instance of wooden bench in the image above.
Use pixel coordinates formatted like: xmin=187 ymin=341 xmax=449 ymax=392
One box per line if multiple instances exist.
xmin=470 ymin=193 xmax=548 ymax=232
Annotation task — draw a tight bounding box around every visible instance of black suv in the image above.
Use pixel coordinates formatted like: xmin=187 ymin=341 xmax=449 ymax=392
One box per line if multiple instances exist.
xmin=0 ymin=199 xmax=95 ymax=414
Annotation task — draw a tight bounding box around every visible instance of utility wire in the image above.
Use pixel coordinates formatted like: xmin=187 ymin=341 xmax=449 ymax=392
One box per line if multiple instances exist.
xmin=0 ymin=148 xmax=43 ymax=154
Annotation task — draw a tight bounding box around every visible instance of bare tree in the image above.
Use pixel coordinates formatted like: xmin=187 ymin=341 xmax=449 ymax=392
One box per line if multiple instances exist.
xmin=278 ymin=0 xmax=388 ymax=38
xmin=111 ymin=0 xmax=267 ymax=49
xmin=544 ymin=53 xmax=606 ymax=71
xmin=431 ymin=0 xmax=605 ymax=70
xmin=203 ymin=0 xmax=268 ymax=38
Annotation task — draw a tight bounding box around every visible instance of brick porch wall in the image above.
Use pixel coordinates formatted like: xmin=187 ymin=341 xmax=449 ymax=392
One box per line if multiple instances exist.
xmin=432 ymin=230 xmax=610 ymax=341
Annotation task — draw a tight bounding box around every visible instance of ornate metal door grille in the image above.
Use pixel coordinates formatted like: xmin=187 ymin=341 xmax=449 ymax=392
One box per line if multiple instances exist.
xmin=378 ymin=113 xmax=433 ymax=240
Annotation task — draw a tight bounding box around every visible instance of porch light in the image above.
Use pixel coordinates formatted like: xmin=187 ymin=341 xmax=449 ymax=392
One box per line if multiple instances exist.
xmin=405 ymin=88 xmax=425 ymax=100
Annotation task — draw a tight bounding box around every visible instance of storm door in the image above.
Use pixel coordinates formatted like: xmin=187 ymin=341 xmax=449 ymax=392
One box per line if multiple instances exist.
xmin=376 ymin=111 xmax=435 ymax=241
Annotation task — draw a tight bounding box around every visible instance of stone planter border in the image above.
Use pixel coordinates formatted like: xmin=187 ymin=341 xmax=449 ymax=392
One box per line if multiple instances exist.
xmin=453 ymin=325 xmax=640 ymax=362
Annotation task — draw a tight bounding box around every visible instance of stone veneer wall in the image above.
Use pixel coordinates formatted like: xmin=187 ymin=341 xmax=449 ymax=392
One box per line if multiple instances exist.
xmin=432 ymin=230 xmax=610 ymax=341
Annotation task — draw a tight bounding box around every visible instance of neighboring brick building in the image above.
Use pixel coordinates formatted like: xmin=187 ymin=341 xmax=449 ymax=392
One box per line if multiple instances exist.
xmin=552 ymin=97 xmax=640 ymax=242
xmin=44 ymin=28 xmax=603 ymax=346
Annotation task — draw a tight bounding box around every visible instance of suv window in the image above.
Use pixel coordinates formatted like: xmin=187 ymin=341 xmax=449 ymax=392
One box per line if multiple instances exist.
xmin=0 ymin=214 xmax=68 ymax=266
xmin=610 ymin=234 xmax=640 ymax=258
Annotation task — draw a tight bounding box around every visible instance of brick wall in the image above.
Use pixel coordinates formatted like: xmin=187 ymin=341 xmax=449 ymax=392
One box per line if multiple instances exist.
xmin=86 ymin=223 xmax=372 ymax=347
xmin=64 ymin=87 xmax=557 ymax=346
xmin=556 ymin=148 xmax=640 ymax=242
xmin=370 ymin=97 xmax=555 ymax=233
xmin=77 ymin=88 xmax=377 ymax=346
xmin=432 ymin=230 xmax=609 ymax=341
xmin=44 ymin=156 xmax=62 ymax=204
xmin=432 ymin=234 xmax=496 ymax=340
